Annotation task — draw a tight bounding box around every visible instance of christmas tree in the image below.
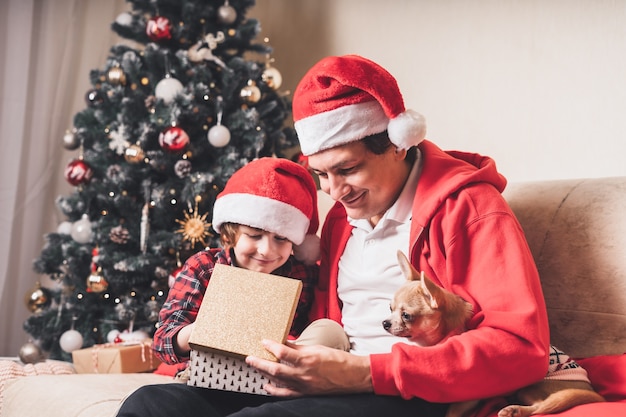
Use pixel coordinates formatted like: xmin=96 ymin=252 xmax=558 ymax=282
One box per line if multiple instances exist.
xmin=22 ymin=0 xmax=297 ymax=362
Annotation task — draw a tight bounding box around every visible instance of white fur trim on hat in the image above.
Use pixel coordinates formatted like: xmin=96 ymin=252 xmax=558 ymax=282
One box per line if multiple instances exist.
xmin=212 ymin=193 xmax=310 ymax=245
xmin=295 ymin=101 xmax=388 ymax=155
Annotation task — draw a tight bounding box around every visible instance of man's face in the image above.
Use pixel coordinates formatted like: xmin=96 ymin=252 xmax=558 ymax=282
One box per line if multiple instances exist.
xmin=307 ymin=140 xmax=408 ymax=226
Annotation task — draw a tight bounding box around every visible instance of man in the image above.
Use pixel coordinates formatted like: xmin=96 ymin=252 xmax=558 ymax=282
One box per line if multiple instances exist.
xmin=116 ymin=55 xmax=549 ymax=417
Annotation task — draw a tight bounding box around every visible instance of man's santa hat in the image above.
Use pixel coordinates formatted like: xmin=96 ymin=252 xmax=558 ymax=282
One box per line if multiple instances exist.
xmin=293 ymin=54 xmax=426 ymax=156
xmin=212 ymin=157 xmax=320 ymax=264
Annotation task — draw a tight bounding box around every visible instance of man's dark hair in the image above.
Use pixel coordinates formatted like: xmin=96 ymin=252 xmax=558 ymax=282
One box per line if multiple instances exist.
xmin=362 ymin=131 xmax=418 ymax=164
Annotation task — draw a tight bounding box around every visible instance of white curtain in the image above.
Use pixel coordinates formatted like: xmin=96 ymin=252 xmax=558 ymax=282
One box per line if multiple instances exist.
xmin=0 ymin=0 xmax=126 ymax=357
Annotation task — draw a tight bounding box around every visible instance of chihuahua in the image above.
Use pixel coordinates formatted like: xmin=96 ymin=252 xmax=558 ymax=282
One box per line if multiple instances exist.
xmin=383 ymin=251 xmax=605 ymax=417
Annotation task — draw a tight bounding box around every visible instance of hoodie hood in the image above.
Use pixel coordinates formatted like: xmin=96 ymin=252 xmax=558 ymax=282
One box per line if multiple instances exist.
xmin=411 ymin=140 xmax=507 ymax=229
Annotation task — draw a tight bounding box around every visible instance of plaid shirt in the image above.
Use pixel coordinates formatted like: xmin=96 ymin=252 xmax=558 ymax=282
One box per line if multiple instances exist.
xmin=153 ymin=248 xmax=318 ymax=364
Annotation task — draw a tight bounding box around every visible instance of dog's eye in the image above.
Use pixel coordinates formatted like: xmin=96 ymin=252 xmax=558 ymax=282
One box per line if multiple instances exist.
xmin=401 ymin=312 xmax=412 ymax=322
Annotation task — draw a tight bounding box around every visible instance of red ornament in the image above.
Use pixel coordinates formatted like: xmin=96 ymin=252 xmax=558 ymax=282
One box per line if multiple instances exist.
xmin=91 ymin=247 xmax=99 ymax=273
xmin=159 ymin=126 xmax=189 ymax=153
xmin=64 ymin=159 xmax=93 ymax=186
xmin=146 ymin=16 xmax=172 ymax=42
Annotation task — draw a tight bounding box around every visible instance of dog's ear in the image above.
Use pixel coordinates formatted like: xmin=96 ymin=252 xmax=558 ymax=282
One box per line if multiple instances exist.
xmin=419 ymin=271 xmax=440 ymax=309
xmin=397 ymin=251 xmax=417 ymax=281
xmin=397 ymin=251 xmax=440 ymax=309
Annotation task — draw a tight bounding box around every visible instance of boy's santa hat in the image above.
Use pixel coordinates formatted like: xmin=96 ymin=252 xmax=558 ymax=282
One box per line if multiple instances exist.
xmin=212 ymin=157 xmax=320 ymax=264
xmin=293 ymin=54 xmax=426 ymax=156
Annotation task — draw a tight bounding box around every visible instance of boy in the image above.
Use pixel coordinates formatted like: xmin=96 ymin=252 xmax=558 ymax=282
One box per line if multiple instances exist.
xmin=152 ymin=157 xmax=345 ymax=366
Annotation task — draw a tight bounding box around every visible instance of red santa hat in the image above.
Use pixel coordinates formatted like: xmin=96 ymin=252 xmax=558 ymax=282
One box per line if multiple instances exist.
xmin=293 ymin=54 xmax=426 ymax=156
xmin=212 ymin=157 xmax=320 ymax=264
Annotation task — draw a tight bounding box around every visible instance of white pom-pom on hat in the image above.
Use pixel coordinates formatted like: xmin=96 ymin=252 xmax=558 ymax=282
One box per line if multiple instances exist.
xmin=387 ymin=109 xmax=427 ymax=151
xmin=293 ymin=54 xmax=426 ymax=156
xmin=292 ymin=234 xmax=321 ymax=265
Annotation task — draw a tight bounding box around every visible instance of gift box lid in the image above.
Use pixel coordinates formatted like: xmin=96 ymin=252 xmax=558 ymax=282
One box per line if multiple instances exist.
xmin=188 ymin=264 xmax=302 ymax=362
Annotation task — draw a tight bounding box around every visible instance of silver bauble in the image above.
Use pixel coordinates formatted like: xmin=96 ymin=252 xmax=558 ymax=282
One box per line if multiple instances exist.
xmin=19 ymin=342 xmax=45 ymax=364
xmin=217 ymin=4 xmax=237 ymax=24
xmin=62 ymin=130 xmax=80 ymax=150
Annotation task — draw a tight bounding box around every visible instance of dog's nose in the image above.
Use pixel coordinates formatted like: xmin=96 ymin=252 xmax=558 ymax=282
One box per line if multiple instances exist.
xmin=382 ymin=320 xmax=391 ymax=330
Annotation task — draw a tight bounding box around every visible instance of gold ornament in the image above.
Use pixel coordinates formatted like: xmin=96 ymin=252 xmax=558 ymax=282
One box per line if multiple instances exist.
xmin=262 ymin=66 xmax=283 ymax=90
xmin=240 ymin=80 xmax=261 ymax=104
xmin=86 ymin=267 xmax=109 ymax=293
xmin=262 ymin=52 xmax=283 ymax=90
xmin=107 ymin=66 xmax=127 ymax=86
xmin=176 ymin=197 xmax=212 ymax=247
xmin=124 ymin=144 xmax=145 ymax=163
xmin=24 ymin=282 xmax=52 ymax=313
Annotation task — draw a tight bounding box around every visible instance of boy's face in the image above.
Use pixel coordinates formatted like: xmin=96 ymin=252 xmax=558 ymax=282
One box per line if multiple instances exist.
xmin=232 ymin=225 xmax=293 ymax=273
xmin=308 ymin=140 xmax=408 ymax=227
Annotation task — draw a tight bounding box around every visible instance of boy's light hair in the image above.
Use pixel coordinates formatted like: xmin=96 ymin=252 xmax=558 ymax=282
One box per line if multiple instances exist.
xmin=218 ymin=222 xmax=240 ymax=249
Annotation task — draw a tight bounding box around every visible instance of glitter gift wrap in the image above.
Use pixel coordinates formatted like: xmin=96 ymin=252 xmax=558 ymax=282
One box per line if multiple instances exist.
xmin=188 ymin=264 xmax=302 ymax=361
xmin=187 ymin=264 xmax=302 ymax=394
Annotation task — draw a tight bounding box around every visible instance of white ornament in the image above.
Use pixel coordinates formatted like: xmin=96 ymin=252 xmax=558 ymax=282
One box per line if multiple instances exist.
xmin=109 ymin=125 xmax=131 ymax=155
xmin=115 ymin=12 xmax=133 ymax=26
xmin=119 ymin=329 xmax=149 ymax=342
xmin=71 ymin=214 xmax=93 ymax=244
xmin=155 ymin=75 xmax=184 ymax=104
xmin=59 ymin=329 xmax=83 ymax=353
xmin=140 ymin=203 xmax=149 ymax=253
xmin=57 ymin=221 xmax=73 ymax=235
xmin=188 ymin=32 xmax=226 ymax=68
xmin=208 ymin=124 xmax=231 ymax=147
xmin=107 ymin=329 xmax=121 ymax=343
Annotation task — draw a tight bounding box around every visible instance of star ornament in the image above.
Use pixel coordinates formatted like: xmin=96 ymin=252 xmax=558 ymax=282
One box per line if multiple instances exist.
xmin=176 ymin=202 xmax=212 ymax=247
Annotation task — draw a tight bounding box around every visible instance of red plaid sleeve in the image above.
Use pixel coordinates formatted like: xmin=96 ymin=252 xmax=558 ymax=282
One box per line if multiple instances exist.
xmin=153 ymin=249 xmax=227 ymax=364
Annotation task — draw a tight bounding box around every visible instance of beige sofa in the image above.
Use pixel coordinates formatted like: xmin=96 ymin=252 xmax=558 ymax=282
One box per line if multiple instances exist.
xmin=2 ymin=176 xmax=625 ymax=417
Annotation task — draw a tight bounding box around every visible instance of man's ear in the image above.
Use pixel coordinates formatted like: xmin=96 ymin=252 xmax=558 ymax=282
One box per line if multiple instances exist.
xmin=393 ymin=147 xmax=408 ymax=160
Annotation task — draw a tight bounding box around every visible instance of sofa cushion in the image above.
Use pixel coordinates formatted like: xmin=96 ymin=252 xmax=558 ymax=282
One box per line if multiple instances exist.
xmin=0 ymin=373 xmax=175 ymax=417
xmin=579 ymin=353 xmax=626 ymax=402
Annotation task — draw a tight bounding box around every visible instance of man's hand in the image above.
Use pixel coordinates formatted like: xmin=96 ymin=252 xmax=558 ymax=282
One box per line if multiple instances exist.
xmin=245 ymin=339 xmax=373 ymax=397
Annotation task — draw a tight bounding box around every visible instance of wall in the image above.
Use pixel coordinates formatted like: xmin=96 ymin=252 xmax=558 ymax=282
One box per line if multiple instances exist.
xmin=251 ymin=0 xmax=626 ymax=182
xmin=50 ymin=0 xmax=626 ymax=193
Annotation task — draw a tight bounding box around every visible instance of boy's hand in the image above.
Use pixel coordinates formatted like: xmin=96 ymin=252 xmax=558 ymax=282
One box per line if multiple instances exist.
xmin=245 ymin=340 xmax=373 ymax=397
xmin=174 ymin=322 xmax=195 ymax=355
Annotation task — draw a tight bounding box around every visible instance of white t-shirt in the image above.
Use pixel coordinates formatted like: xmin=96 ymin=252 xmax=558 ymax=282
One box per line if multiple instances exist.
xmin=337 ymin=156 xmax=422 ymax=355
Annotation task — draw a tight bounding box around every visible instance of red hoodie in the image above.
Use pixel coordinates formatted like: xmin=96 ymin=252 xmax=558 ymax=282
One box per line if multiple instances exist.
xmin=311 ymin=140 xmax=550 ymax=403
